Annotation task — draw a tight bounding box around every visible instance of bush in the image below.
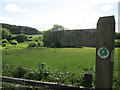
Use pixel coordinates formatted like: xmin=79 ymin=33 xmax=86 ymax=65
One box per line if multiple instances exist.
xmin=10 ymin=40 xmax=18 ymax=45
xmin=0 ymin=41 xmax=2 ymax=46
xmin=35 ymin=39 xmax=38 ymax=42
xmin=2 ymin=62 xmax=119 ymax=88
xmin=24 ymin=63 xmax=49 ymax=80
xmin=2 ymin=39 xmax=8 ymax=43
xmin=12 ymin=66 xmax=26 ymax=78
xmin=7 ymin=35 xmax=17 ymax=40
xmin=43 ymin=31 xmax=62 ymax=48
xmin=115 ymin=39 xmax=120 ymax=47
xmin=115 ymin=32 xmax=120 ymax=39
xmin=39 ymin=35 xmax=43 ymax=41
xmin=38 ymin=41 xmax=43 ymax=47
xmin=26 ymin=39 xmax=33 ymax=41
xmin=28 ymin=41 xmax=37 ymax=47
xmin=28 ymin=36 xmax=32 ymax=38
xmin=2 ymin=28 xmax=11 ymax=39
xmin=24 ymin=70 xmax=38 ymax=80
xmin=16 ymin=34 xmax=27 ymax=43
xmin=2 ymin=43 xmax=7 ymax=47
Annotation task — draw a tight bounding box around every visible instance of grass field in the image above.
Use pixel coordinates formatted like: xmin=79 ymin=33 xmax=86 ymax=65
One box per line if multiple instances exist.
xmin=2 ymin=47 xmax=119 ymax=88
xmin=2 ymin=47 xmax=119 ymax=74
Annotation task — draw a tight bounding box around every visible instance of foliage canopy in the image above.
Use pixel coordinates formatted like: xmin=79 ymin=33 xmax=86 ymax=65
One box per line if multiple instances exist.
xmin=16 ymin=34 xmax=27 ymax=43
xmin=2 ymin=28 xmax=11 ymax=39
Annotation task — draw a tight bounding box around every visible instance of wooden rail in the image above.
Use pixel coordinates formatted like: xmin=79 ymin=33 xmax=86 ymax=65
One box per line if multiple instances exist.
xmin=0 ymin=74 xmax=94 ymax=90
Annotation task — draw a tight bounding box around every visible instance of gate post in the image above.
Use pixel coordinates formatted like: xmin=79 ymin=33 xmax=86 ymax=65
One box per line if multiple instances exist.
xmin=84 ymin=72 xmax=92 ymax=88
xmin=95 ymin=16 xmax=115 ymax=89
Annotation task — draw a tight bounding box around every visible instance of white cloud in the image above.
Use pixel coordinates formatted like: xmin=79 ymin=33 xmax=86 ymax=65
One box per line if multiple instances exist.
xmin=0 ymin=16 xmax=13 ymax=22
xmin=89 ymin=0 xmax=119 ymax=6
xmin=22 ymin=9 xmax=27 ymax=13
xmin=102 ymin=4 xmax=113 ymax=11
xmin=1 ymin=0 xmax=118 ymax=31
xmin=4 ymin=4 xmax=20 ymax=12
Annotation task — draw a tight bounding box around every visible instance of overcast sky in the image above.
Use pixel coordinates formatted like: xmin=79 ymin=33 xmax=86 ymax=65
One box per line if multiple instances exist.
xmin=0 ymin=0 xmax=119 ymax=32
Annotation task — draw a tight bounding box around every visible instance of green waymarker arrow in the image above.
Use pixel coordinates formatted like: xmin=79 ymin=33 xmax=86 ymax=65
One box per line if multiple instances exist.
xmin=98 ymin=47 xmax=109 ymax=59
xmin=99 ymin=49 xmax=108 ymax=56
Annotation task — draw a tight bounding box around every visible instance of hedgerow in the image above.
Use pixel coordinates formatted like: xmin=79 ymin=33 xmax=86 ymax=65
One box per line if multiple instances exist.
xmin=2 ymin=61 xmax=120 ymax=88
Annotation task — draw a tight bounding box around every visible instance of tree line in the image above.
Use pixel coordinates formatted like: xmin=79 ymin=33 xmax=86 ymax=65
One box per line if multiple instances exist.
xmin=1 ymin=23 xmax=120 ymax=48
xmin=1 ymin=23 xmax=41 ymax=35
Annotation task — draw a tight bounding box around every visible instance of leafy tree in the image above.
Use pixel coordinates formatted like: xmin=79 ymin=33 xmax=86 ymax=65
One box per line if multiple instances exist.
xmin=43 ymin=30 xmax=61 ymax=48
xmin=51 ymin=24 xmax=67 ymax=31
xmin=115 ymin=32 xmax=120 ymax=39
xmin=2 ymin=28 xmax=11 ymax=39
xmin=16 ymin=34 xmax=27 ymax=43
xmin=43 ymin=24 xmax=67 ymax=47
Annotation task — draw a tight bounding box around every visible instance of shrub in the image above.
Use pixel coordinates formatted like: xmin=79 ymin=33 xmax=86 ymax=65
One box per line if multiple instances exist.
xmin=2 ymin=62 xmax=119 ymax=88
xmin=2 ymin=43 xmax=7 ymax=47
xmin=24 ymin=63 xmax=49 ymax=80
xmin=37 ymin=41 xmax=43 ymax=47
xmin=115 ymin=32 xmax=120 ymax=39
xmin=10 ymin=40 xmax=18 ymax=45
xmin=115 ymin=40 xmax=120 ymax=47
xmin=16 ymin=34 xmax=27 ymax=43
xmin=2 ymin=39 xmax=8 ymax=43
xmin=7 ymin=35 xmax=17 ymax=40
xmin=24 ymin=70 xmax=37 ymax=80
xmin=43 ymin=31 xmax=62 ymax=48
xmin=2 ymin=61 xmax=15 ymax=77
xmin=36 ymin=63 xmax=49 ymax=80
xmin=35 ymin=40 xmax=38 ymax=42
xmin=39 ymin=35 xmax=43 ymax=41
xmin=28 ymin=41 xmax=37 ymax=47
xmin=2 ymin=28 xmax=11 ymax=39
xmin=28 ymin=36 xmax=32 ymax=38
xmin=12 ymin=66 xmax=26 ymax=78
xmin=26 ymin=39 xmax=33 ymax=41
xmin=0 ymin=41 xmax=2 ymax=46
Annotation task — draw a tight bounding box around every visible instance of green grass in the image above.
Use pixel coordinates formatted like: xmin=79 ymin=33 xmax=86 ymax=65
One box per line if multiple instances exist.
xmin=2 ymin=47 xmax=119 ymax=73
xmin=2 ymin=47 xmax=119 ymax=88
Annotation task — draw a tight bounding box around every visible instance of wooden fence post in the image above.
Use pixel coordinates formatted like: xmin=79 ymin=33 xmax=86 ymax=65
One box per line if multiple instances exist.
xmin=84 ymin=72 xmax=92 ymax=88
xmin=95 ymin=16 xmax=115 ymax=89
xmin=118 ymin=1 xmax=120 ymax=85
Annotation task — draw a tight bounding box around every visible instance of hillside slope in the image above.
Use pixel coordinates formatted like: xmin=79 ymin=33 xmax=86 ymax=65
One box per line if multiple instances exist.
xmin=1 ymin=23 xmax=41 ymax=35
